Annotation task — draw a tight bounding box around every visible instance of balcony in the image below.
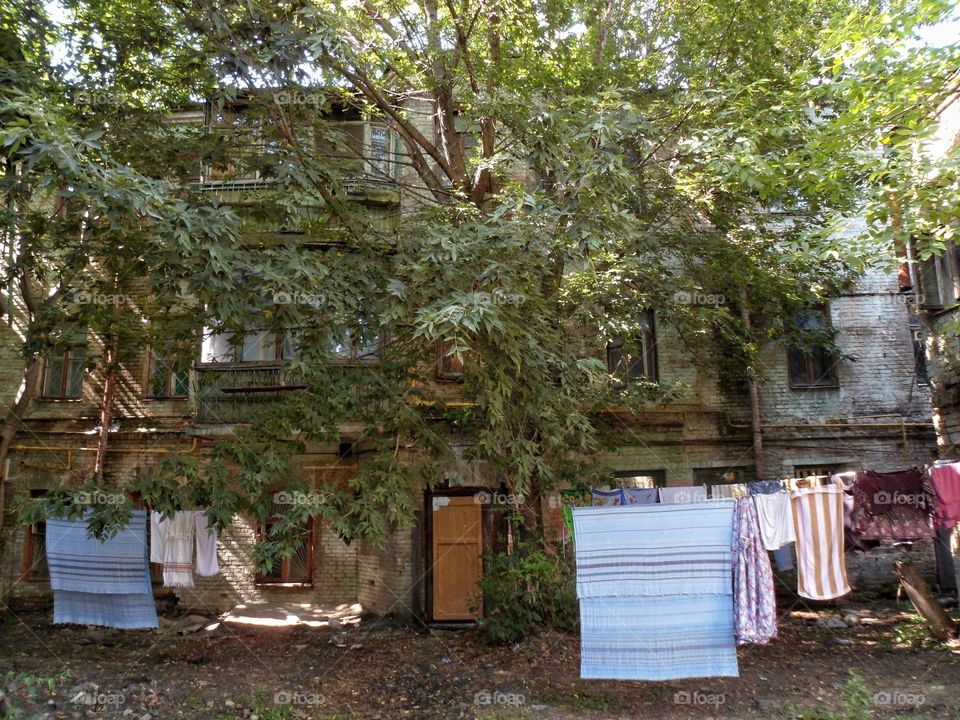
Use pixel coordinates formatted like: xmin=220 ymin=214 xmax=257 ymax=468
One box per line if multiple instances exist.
xmin=194 ymin=363 xmax=305 ymax=424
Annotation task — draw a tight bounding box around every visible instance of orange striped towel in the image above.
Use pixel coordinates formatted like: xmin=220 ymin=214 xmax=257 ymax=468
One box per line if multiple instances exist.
xmin=791 ymin=486 xmax=851 ymax=600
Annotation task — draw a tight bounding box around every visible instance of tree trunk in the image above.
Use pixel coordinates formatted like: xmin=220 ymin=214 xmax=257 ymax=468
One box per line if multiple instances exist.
xmin=896 ymin=558 xmax=959 ymax=643
xmin=0 ymin=356 xmax=42 ymax=562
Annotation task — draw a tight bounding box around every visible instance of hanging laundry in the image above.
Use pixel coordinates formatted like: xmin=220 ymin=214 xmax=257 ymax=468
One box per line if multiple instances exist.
xmin=748 ymin=480 xmax=784 ymax=496
xmin=711 ymin=483 xmax=746 ymax=499
xmin=46 ymin=510 xmax=158 ymax=629
xmin=658 ymin=486 xmax=707 ymax=504
xmin=732 ymin=498 xmax=777 ymax=645
xmin=752 ymin=491 xmax=796 ymax=551
xmin=591 ymin=488 xmax=625 ymax=506
xmin=623 ymin=487 xmax=657 ymax=505
xmin=850 ymin=468 xmax=932 ymax=541
xmin=162 ymin=511 xmax=196 ymax=587
xmin=149 ymin=511 xmax=169 ymax=564
xmin=194 ymin=511 xmax=220 ymax=577
xmin=572 ymin=501 xmax=738 ymax=680
xmin=791 ymin=486 xmax=851 ymax=600
xmin=934 ymin=526 xmax=958 ymax=595
xmin=930 ymin=462 xmax=960 ymax=529
xmin=772 ymin=544 xmax=794 ymax=572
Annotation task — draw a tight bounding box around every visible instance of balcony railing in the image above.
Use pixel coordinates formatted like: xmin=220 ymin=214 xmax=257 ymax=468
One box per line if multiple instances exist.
xmin=194 ymin=363 xmax=305 ymax=424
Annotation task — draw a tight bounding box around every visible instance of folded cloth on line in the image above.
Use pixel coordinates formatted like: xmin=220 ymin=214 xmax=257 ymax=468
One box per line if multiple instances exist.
xmin=658 ymin=486 xmax=707 ymax=504
xmin=149 ymin=511 xmax=168 ymax=564
xmin=792 ymin=486 xmax=851 ymax=600
xmin=748 ymin=480 xmax=784 ymax=496
xmin=931 ymin=463 xmax=960 ymax=529
xmin=53 ymin=589 xmax=158 ymax=629
xmin=46 ymin=510 xmax=151 ymax=595
xmin=753 ymin=491 xmax=796 ymax=550
xmin=163 ymin=511 xmax=196 ymax=588
xmin=194 ymin=511 xmax=219 ymax=577
xmin=572 ymin=501 xmax=735 ymax=598
xmin=579 ymin=595 xmax=739 ymax=680
xmin=623 ymin=487 xmax=658 ymax=505
xmin=591 ymin=488 xmax=624 ymax=506
xmin=733 ymin=498 xmax=777 ymax=645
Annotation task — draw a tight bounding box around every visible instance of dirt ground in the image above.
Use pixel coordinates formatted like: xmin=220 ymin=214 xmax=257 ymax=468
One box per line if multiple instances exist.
xmin=1 ymin=601 xmax=959 ymax=720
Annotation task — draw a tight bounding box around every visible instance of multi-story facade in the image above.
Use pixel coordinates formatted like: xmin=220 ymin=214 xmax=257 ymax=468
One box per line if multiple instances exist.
xmin=0 ymin=97 xmax=940 ymax=622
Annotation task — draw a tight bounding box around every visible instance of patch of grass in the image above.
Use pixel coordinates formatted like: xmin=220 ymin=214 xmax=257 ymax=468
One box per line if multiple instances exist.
xmin=538 ymin=688 xmax=612 ymax=711
xmin=892 ymin=614 xmax=940 ymax=649
xmin=475 ymin=711 xmax=538 ymax=720
xmin=1 ymin=669 xmax=72 ymax=697
xmin=782 ymin=671 xmax=872 ymax=720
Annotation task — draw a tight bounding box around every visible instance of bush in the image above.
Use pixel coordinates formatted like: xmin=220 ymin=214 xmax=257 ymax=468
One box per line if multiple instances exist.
xmin=476 ymin=542 xmax=578 ymax=644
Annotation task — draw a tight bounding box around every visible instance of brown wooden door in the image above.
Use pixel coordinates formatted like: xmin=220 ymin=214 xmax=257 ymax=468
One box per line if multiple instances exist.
xmin=431 ymin=496 xmax=483 ymax=621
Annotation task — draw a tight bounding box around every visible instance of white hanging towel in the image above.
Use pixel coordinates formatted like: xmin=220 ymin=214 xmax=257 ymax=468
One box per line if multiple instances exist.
xmin=149 ymin=511 xmax=169 ymax=563
xmin=194 ymin=511 xmax=220 ymax=577
xmin=752 ymin=492 xmax=796 ymax=550
xmin=162 ymin=511 xmax=195 ymax=587
xmin=658 ymin=486 xmax=707 ymax=504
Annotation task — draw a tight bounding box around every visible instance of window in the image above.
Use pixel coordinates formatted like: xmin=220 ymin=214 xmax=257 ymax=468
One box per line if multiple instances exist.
xmin=328 ymin=323 xmax=382 ymax=364
xmin=794 ymin=463 xmax=848 ymax=479
xmin=607 ymin=310 xmax=657 ymax=381
xmin=909 ymin=316 xmax=930 ymax=386
xmin=918 ymin=244 xmax=960 ymax=308
xmin=20 ymin=490 xmax=48 ymax=581
xmin=147 ymin=352 xmax=189 ymax=398
xmin=256 ymin=494 xmax=314 ymax=585
xmin=201 ymin=330 xmax=293 ymax=364
xmin=437 ymin=339 xmax=464 ymax=380
xmin=42 ymin=341 xmax=85 ymax=398
xmin=787 ymin=308 xmax=838 ymax=388
xmin=613 ymin=470 xmax=666 ymax=488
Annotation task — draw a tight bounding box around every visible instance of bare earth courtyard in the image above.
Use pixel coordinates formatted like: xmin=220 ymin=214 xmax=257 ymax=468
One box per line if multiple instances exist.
xmin=1 ymin=602 xmax=958 ymax=720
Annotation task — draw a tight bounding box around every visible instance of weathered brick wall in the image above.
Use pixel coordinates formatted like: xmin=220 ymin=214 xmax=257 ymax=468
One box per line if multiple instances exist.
xmin=927 ymin=308 xmax=960 ymax=456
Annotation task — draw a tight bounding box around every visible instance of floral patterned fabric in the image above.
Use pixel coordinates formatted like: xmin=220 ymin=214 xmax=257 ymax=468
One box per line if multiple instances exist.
xmin=732 ymin=498 xmax=778 ymax=645
xmin=591 ymin=488 xmax=624 ymax=506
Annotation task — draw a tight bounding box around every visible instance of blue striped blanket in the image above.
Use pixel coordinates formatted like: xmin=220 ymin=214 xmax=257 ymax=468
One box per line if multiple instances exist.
xmin=54 ymin=591 xmax=159 ymax=629
xmin=46 ymin=510 xmax=157 ymax=629
xmin=580 ymin=595 xmax=738 ymax=680
xmin=46 ymin=510 xmax=152 ymax=594
xmin=572 ymin=501 xmax=735 ymax=597
xmin=572 ymin=501 xmax=738 ymax=680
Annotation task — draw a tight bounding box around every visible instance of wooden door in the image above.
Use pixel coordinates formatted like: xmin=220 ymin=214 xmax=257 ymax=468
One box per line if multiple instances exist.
xmin=431 ymin=496 xmax=483 ymax=621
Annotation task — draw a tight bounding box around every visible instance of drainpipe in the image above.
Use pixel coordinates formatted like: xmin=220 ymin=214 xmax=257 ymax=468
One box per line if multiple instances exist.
xmin=741 ymin=289 xmax=765 ymax=478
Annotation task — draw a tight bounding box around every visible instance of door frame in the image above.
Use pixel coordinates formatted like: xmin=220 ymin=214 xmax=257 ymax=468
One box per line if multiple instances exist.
xmin=424 ymin=487 xmax=488 ymax=622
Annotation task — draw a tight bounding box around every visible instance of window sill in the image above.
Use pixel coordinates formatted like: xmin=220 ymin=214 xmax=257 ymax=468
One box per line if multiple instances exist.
xmin=788 ymin=384 xmax=840 ymax=391
xmin=37 ymin=396 xmax=83 ymax=402
xmin=255 ymin=582 xmax=314 ymax=589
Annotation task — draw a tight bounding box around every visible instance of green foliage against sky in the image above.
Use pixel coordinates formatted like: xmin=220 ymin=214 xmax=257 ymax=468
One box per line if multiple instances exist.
xmin=2 ymin=0 xmax=959 ymax=551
